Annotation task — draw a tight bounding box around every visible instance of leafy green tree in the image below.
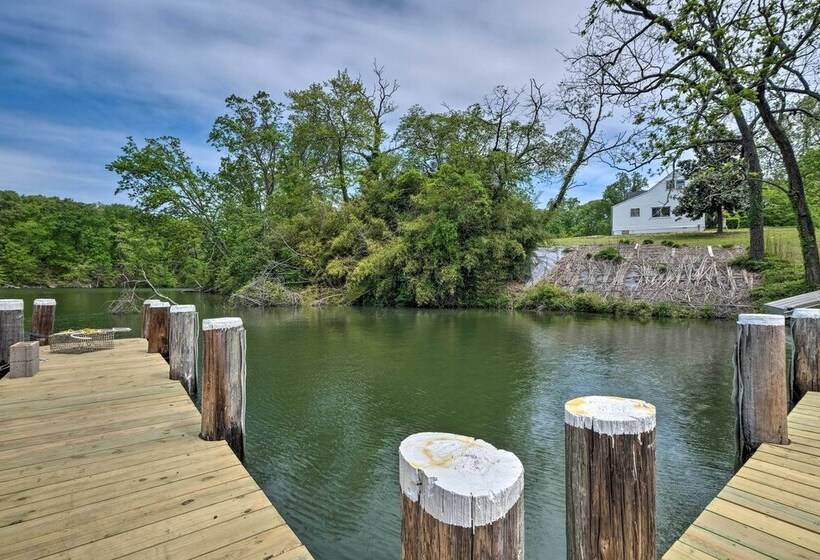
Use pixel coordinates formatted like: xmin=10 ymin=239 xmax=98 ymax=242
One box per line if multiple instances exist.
xmin=288 ymin=70 xmax=373 ymax=202
xmin=586 ymin=0 xmax=820 ymax=283
xmin=602 ymin=173 xmax=647 ymax=205
xmin=209 ymin=92 xmax=289 ymax=204
xmin=673 ymin=126 xmax=747 ymax=233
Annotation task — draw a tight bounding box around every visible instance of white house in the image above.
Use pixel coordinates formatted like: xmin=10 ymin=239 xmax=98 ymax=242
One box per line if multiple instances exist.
xmin=611 ymin=172 xmax=705 ymax=235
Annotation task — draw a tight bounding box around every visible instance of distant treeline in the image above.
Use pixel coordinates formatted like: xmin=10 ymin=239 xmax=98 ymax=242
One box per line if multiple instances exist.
xmin=0 ymin=190 xmax=204 ymax=288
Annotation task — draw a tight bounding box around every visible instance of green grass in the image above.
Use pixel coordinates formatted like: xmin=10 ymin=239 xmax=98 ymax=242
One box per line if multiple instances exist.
xmin=551 ymin=227 xmax=806 ymax=261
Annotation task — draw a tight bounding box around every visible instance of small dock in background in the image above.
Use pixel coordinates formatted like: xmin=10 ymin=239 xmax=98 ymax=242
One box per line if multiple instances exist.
xmin=663 ymin=391 xmax=820 ymax=560
xmin=764 ymin=290 xmax=820 ymax=316
xmin=0 ymin=338 xmax=312 ymax=560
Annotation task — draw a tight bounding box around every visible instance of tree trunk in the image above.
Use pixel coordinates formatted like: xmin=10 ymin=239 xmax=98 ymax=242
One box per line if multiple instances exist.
xmin=756 ymin=96 xmax=820 ymax=285
xmin=733 ymin=111 xmax=764 ymax=259
xmin=337 ymin=147 xmax=349 ymax=203
xmin=716 ymin=204 xmax=724 ymax=233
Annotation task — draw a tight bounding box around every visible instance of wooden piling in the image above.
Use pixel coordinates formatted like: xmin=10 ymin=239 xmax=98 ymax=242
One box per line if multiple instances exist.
xmin=201 ymin=317 xmax=246 ymax=460
xmin=790 ymin=308 xmax=820 ymax=403
xmin=399 ymin=432 xmax=524 ymax=560
xmin=141 ymin=299 xmax=160 ymax=340
xmin=565 ymin=396 xmax=656 ymax=560
xmin=31 ymin=298 xmax=56 ymax=345
xmin=169 ymin=304 xmax=198 ymax=397
xmin=146 ymin=301 xmax=171 ymax=359
xmin=0 ymin=299 xmax=24 ymax=373
xmin=734 ymin=313 xmax=789 ymax=463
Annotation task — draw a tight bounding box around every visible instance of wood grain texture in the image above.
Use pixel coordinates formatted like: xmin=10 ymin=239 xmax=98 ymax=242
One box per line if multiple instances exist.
xmin=0 ymin=337 xmax=312 ymax=559
xmin=0 ymin=304 xmax=24 ymax=371
xmin=734 ymin=318 xmax=789 ymax=463
xmin=30 ymin=300 xmax=55 ymax=346
xmin=169 ymin=306 xmax=198 ymax=397
xmin=200 ymin=323 xmax=246 ymax=461
xmin=662 ymin=393 xmax=820 ymax=559
xmin=146 ymin=304 xmax=170 ymax=359
xmin=792 ymin=313 xmax=820 ymax=403
xmin=565 ymin=424 xmax=656 ymax=560
xmin=399 ymin=432 xmax=524 ymax=560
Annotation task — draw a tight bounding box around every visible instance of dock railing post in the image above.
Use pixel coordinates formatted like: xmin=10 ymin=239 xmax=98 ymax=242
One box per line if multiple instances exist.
xmin=398 ymin=432 xmax=524 ymax=560
xmin=142 ymin=299 xmax=160 ymax=340
xmin=790 ymin=308 xmax=820 ymax=404
xmin=565 ymin=396 xmax=656 ymax=560
xmin=734 ymin=313 xmax=788 ymax=464
xmin=169 ymin=304 xmax=198 ymax=398
xmin=31 ymin=298 xmax=56 ymax=345
xmin=0 ymin=299 xmax=25 ymax=373
xmin=200 ymin=317 xmax=246 ymax=460
xmin=147 ymin=301 xmax=171 ymax=359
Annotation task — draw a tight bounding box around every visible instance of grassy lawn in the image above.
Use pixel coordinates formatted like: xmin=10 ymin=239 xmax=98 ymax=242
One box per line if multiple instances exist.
xmin=551 ymin=227 xmax=807 ymax=264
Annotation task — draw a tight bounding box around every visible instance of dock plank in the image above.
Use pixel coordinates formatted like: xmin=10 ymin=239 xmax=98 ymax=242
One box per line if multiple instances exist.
xmin=0 ymin=339 xmax=313 ymax=560
xmin=663 ymin=392 xmax=820 ymax=559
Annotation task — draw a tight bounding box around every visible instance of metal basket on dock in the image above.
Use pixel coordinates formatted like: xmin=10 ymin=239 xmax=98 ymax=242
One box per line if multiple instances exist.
xmin=49 ymin=328 xmax=129 ymax=354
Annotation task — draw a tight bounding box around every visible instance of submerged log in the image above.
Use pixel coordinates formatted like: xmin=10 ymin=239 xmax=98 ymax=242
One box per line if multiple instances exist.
xmin=734 ymin=313 xmax=788 ymax=464
xmin=399 ymin=432 xmax=524 ymax=560
xmin=146 ymin=301 xmax=171 ymax=359
xmin=169 ymin=304 xmax=198 ymax=398
xmin=791 ymin=308 xmax=820 ymax=403
xmin=201 ymin=317 xmax=246 ymax=460
xmin=0 ymin=299 xmax=25 ymax=373
xmin=565 ymin=396 xmax=656 ymax=560
xmin=31 ymin=298 xmax=56 ymax=345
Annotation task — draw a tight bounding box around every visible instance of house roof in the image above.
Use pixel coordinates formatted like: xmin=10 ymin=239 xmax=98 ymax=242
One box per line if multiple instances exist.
xmin=611 ymin=172 xmax=682 ymax=208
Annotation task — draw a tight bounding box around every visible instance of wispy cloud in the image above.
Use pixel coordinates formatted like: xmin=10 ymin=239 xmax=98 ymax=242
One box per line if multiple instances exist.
xmin=0 ymin=0 xmax=641 ymax=203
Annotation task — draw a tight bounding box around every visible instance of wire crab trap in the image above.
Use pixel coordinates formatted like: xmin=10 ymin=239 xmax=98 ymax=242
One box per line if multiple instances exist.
xmin=49 ymin=327 xmax=131 ymax=354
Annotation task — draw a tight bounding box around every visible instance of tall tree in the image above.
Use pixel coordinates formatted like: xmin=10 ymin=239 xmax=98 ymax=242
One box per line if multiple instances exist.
xmin=288 ymin=70 xmax=373 ymax=203
xmin=209 ymin=92 xmax=288 ymax=206
xmin=586 ymin=0 xmax=820 ymax=283
xmin=674 ymin=128 xmax=747 ymax=233
xmin=602 ymin=172 xmax=647 ymax=205
xmin=106 ymin=136 xmax=227 ymax=257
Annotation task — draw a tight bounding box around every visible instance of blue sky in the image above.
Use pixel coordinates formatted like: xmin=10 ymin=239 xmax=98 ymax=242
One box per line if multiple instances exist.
xmin=0 ymin=0 xmax=650 ymax=205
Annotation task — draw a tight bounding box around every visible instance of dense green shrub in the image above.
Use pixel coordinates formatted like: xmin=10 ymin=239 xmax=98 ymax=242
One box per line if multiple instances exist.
xmin=515 ymin=281 xmax=711 ymax=318
xmin=593 ymin=247 xmax=624 ymax=263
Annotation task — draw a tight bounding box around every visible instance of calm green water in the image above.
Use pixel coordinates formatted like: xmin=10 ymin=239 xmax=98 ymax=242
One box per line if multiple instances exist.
xmin=1 ymin=288 xmax=737 ymax=559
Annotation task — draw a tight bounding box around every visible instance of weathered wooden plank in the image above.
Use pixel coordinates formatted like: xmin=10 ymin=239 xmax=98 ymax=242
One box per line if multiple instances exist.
xmin=0 ymin=470 xmax=256 ymax=558
xmin=0 ymin=338 xmax=311 ymax=559
xmin=679 ymin=524 xmax=773 ymax=560
xmin=663 ymin=392 xmax=820 ymax=559
xmin=0 ymin=447 xmax=236 ymax=525
xmin=718 ymin=486 xmax=820 ymax=534
xmin=693 ymin=510 xmax=816 ymax=559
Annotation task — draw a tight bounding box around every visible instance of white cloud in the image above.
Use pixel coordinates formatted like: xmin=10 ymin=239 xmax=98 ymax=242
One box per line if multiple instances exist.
xmin=1 ymin=0 xmax=650 ymax=202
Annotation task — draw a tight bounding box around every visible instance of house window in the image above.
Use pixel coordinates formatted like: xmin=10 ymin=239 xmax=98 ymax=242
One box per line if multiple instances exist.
xmin=630 ymin=208 xmax=640 ymax=217
xmin=652 ymin=206 xmax=671 ymax=217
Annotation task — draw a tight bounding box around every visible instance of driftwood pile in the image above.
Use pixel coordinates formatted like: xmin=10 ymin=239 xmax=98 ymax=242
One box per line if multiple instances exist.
xmin=540 ymin=244 xmax=756 ymax=313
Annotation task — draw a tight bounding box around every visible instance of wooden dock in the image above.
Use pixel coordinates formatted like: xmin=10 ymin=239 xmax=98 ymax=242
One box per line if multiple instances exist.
xmin=0 ymin=338 xmax=313 ymax=560
xmin=664 ymin=391 xmax=820 ymax=560
xmin=764 ymin=290 xmax=820 ymax=316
